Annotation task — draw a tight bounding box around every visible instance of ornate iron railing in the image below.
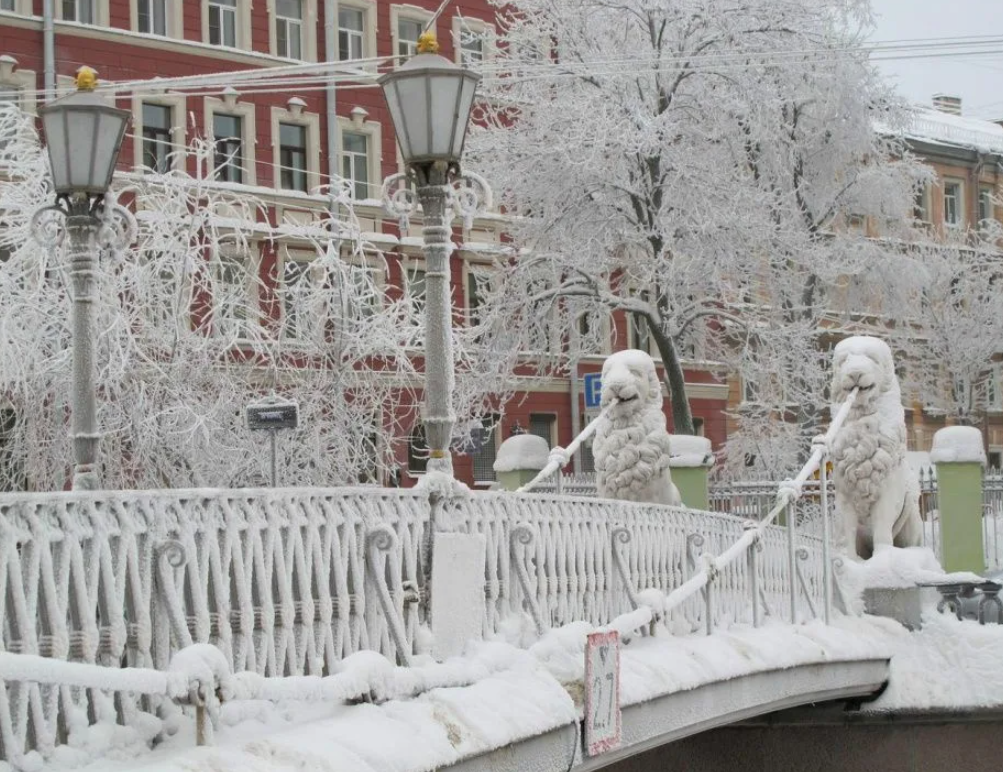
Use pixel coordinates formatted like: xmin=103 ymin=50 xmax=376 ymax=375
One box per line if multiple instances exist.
xmin=0 ymin=476 xmax=831 ymax=765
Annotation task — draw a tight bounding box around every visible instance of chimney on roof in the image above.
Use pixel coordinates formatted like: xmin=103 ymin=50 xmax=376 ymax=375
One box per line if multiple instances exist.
xmin=932 ymin=94 xmax=962 ymax=116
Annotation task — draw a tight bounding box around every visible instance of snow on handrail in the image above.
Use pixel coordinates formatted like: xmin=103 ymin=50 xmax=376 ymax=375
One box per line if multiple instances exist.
xmin=517 ymin=402 xmax=615 ymax=493
xmin=659 ymin=389 xmax=857 ymax=620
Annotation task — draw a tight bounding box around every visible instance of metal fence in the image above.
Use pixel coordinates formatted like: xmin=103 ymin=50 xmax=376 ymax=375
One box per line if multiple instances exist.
xmin=0 ymin=484 xmax=825 ymax=765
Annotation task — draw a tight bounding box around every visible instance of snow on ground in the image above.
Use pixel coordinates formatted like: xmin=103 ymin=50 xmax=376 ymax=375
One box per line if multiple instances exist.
xmin=870 ymin=612 xmax=1003 ymax=711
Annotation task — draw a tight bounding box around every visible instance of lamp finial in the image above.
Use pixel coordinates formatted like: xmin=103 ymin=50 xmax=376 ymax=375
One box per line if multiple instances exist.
xmin=75 ymin=66 xmax=98 ymax=91
xmin=417 ymin=31 xmax=439 ymax=55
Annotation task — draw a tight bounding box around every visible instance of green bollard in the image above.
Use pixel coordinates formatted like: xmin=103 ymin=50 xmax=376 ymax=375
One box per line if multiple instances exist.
xmin=931 ymin=426 xmax=986 ymax=574
xmin=669 ymin=435 xmax=714 ymax=510
xmin=494 ymin=434 xmax=550 ymax=491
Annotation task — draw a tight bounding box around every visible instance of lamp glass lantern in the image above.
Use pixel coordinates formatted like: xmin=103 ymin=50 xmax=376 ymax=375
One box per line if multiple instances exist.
xmin=39 ymin=87 xmax=131 ymax=196
xmin=378 ymin=49 xmax=481 ymax=167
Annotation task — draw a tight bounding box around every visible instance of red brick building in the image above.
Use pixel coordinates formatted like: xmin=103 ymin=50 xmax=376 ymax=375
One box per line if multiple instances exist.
xmin=0 ymin=0 xmax=730 ymax=489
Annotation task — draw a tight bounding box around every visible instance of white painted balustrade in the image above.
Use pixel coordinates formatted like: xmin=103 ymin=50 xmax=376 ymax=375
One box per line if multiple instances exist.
xmin=0 ymin=399 xmax=852 ymax=767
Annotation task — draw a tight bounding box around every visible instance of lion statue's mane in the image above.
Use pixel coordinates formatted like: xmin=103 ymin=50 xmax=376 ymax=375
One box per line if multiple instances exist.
xmin=829 ymin=336 xmax=922 ymax=558
xmin=593 ymin=349 xmax=682 ymax=506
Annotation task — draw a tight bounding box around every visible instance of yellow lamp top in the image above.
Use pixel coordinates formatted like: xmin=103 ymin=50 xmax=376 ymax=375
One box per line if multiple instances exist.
xmin=75 ymin=66 xmax=98 ymax=92
xmin=417 ymin=31 xmax=439 ymax=55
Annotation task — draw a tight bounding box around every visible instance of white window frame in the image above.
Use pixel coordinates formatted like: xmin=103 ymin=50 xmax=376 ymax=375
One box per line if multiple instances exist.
xmin=337 ymin=114 xmax=381 ymax=202
xmin=205 ymin=94 xmax=257 ymax=186
xmin=337 ymin=0 xmax=377 ymax=61
xmin=943 ymin=179 xmax=964 ymax=229
xmin=269 ymin=0 xmax=318 ymax=61
xmin=130 ymin=0 xmax=181 ymax=36
xmin=131 ymin=92 xmax=186 ymax=172
xmin=451 ymin=15 xmax=494 ymax=65
xmin=270 ymin=103 xmax=320 ymax=194
xmin=202 ymin=0 xmax=252 ymax=50
xmin=400 ymin=257 xmax=426 ymax=322
xmin=211 ymin=245 xmax=259 ymax=342
xmin=463 ymin=261 xmax=493 ymax=326
xmin=987 ymin=364 xmax=1002 ymax=413
xmin=0 ymin=58 xmax=37 ymax=116
xmin=391 ymin=5 xmax=436 ymax=62
xmin=978 ymin=184 xmax=995 ymax=225
xmin=913 ymin=184 xmax=930 ymax=224
xmin=57 ymin=0 xmax=108 ymax=24
xmin=0 ymin=0 xmax=33 ymax=14
xmin=278 ymin=248 xmax=316 ymax=341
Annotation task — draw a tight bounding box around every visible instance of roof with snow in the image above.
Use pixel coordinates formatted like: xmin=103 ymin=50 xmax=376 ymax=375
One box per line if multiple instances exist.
xmin=899 ymin=108 xmax=1003 ymax=156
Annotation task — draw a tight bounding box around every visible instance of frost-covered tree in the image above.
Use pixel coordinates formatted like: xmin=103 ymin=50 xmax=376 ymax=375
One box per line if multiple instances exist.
xmin=467 ymin=0 xmax=922 ymax=448
xmin=891 ymin=229 xmax=1003 ymax=428
xmin=0 ymin=104 xmax=513 ymax=490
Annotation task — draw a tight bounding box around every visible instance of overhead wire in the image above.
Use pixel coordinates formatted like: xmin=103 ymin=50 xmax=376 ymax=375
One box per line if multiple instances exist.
xmin=16 ymin=32 xmax=1003 ymax=101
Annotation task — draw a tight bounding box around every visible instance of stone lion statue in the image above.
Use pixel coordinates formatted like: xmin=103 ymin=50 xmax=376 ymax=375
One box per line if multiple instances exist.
xmin=593 ymin=349 xmax=682 ymax=506
xmin=829 ymin=336 xmax=923 ymax=559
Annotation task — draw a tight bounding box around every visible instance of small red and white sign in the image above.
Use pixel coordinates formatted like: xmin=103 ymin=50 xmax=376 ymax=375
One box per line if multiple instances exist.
xmin=584 ymin=630 xmax=621 ymax=756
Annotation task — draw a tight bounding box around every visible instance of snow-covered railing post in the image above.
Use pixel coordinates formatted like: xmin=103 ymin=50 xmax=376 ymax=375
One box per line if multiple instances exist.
xmin=744 ymin=520 xmax=762 ymax=628
xmin=815 ymin=435 xmax=834 ymax=624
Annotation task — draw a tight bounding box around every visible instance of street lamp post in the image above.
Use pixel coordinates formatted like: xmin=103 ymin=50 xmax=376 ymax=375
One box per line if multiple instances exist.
xmin=379 ymin=32 xmax=490 ymax=478
xmin=32 ymin=67 xmax=133 ymax=490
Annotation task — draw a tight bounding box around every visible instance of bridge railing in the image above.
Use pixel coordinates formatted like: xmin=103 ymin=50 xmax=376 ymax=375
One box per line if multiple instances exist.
xmin=0 ymin=474 xmax=833 ymax=764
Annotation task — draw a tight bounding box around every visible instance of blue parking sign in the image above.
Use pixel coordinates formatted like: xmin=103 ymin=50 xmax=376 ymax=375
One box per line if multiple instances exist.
xmin=583 ymin=373 xmax=602 ymax=408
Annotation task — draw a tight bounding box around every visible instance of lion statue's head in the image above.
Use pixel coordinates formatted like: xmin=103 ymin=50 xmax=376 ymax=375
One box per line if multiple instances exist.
xmin=830 ymin=336 xmax=900 ymax=414
xmin=600 ymin=349 xmax=662 ymax=422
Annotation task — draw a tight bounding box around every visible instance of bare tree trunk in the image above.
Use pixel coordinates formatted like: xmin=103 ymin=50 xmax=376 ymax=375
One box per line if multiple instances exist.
xmin=648 ymin=321 xmax=695 ymax=435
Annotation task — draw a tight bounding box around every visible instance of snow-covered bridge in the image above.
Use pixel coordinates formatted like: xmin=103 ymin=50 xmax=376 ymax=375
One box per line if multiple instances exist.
xmin=0 ymin=478 xmax=902 ymax=772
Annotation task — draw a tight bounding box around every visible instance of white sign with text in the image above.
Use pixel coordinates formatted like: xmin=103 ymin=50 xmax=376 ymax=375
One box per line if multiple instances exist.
xmin=584 ymin=630 xmax=621 ymax=756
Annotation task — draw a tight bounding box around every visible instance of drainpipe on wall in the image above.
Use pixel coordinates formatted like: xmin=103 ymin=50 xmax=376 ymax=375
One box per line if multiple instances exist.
xmin=43 ymin=0 xmax=55 ymax=101
xmin=324 ymin=0 xmax=340 ymax=219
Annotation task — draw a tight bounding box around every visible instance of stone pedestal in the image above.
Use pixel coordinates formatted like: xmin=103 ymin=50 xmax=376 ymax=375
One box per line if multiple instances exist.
xmin=863 ymin=586 xmax=925 ymax=630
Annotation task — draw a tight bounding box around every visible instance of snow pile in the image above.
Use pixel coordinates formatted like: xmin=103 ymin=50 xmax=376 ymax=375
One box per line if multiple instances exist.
xmin=841 ymin=546 xmax=983 ymax=591
xmin=930 ymin=426 xmax=987 ymax=465
xmin=668 ymin=435 xmax=714 ymax=468
xmin=870 ymin=612 xmax=1003 ymax=711
xmin=493 ymin=434 xmax=549 ymax=473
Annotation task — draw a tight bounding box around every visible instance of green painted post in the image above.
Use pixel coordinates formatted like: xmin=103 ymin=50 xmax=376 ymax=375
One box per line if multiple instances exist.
xmin=670 ymin=436 xmax=714 ymax=510
xmin=932 ymin=426 xmax=985 ymax=574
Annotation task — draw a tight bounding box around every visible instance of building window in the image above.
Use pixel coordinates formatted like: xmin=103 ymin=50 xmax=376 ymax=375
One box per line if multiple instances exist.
xmin=62 ymin=0 xmax=94 ymax=22
xmin=213 ymin=252 xmax=252 ymax=338
xmin=629 ymin=311 xmax=649 ymax=352
xmin=276 ymin=0 xmax=303 ymax=58
xmin=341 ymin=131 xmax=369 ymax=199
xmin=0 ymin=0 xmax=14 ymax=10
xmin=944 ymin=181 xmax=962 ymax=228
xmin=979 ymin=185 xmax=994 ymax=225
xmin=0 ymin=87 xmax=18 ymax=146
xmin=466 ymin=269 xmax=487 ymax=325
xmin=529 ymin=413 xmax=556 ymax=446
xmin=406 ymin=266 xmax=426 ymax=319
xmin=407 ymin=422 xmax=427 ymax=473
xmin=459 ymin=31 xmax=484 ymax=65
xmin=138 ymin=0 xmax=167 ymax=34
xmin=213 ymin=113 xmax=243 ymax=183
xmin=141 ymin=102 xmax=172 ymax=173
xmin=338 ymin=7 xmax=364 ymax=60
xmin=281 ymin=257 xmax=311 ymax=339
xmin=279 ymin=122 xmax=308 ymax=191
xmin=469 ymin=416 xmax=499 ymax=482
xmin=913 ymin=186 xmax=928 ymax=222
xmin=397 ymin=17 xmax=423 ymax=59
xmin=208 ymin=0 xmax=237 ymax=47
